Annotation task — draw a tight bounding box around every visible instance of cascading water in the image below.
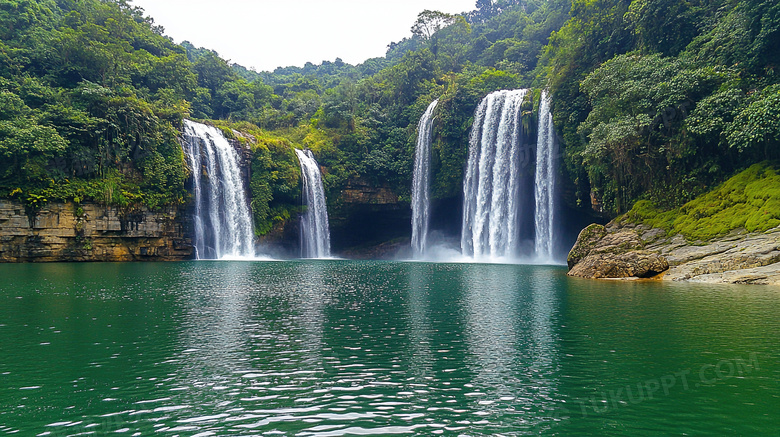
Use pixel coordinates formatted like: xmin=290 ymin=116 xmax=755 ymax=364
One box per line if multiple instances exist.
xmin=534 ymin=90 xmax=556 ymax=261
xmin=182 ymin=120 xmax=255 ymax=259
xmin=295 ymin=149 xmax=331 ymax=258
xmin=461 ymin=89 xmax=529 ymax=260
xmin=411 ymin=99 xmax=438 ymax=257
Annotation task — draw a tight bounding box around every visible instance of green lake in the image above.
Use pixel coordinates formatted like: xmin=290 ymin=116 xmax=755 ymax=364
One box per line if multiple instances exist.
xmin=0 ymin=261 xmax=778 ymax=436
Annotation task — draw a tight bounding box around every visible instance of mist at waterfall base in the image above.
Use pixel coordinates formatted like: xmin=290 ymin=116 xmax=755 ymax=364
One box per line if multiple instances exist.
xmin=410 ymin=90 xmax=568 ymax=265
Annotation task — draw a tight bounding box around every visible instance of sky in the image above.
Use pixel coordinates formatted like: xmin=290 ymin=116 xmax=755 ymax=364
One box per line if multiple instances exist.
xmin=130 ymin=0 xmax=478 ymax=72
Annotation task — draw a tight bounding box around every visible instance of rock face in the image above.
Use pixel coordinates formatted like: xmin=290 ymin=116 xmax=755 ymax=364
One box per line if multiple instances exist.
xmin=567 ymin=224 xmax=669 ymax=279
xmin=329 ymin=177 xmax=410 ymax=255
xmin=568 ymin=218 xmax=780 ymax=285
xmin=340 ymin=178 xmax=400 ymax=205
xmin=0 ymin=200 xmax=192 ymax=262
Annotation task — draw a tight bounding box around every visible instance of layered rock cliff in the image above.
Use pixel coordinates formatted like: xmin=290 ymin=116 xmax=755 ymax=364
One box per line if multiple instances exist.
xmin=329 ymin=177 xmax=411 ymax=256
xmin=0 ymin=200 xmax=192 ymax=262
xmin=567 ymin=219 xmax=780 ymax=285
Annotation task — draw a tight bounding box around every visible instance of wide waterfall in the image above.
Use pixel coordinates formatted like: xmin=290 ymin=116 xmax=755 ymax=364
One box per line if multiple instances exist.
xmin=411 ymin=99 xmax=438 ymax=257
xmin=461 ymin=89 xmax=529 ymax=260
xmin=182 ymin=120 xmax=255 ymax=259
xmin=534 ymin=90 xmax=556 ymax=261
xmin=295 ymin=149 xmax=331 ymax=258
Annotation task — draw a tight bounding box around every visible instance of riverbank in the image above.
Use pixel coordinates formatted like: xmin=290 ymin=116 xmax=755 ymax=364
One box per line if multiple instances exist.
xmin=567 ymin=219 xmax=780 ymax=285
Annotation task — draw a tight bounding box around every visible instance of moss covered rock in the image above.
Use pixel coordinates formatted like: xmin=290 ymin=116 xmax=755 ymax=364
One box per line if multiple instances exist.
xmin=625 ymin=162 xmax=780 ymax=241
xmin=567 ymin=223 xmax=607 ymax=268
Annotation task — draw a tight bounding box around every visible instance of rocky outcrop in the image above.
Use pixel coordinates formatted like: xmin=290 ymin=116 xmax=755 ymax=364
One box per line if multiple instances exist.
xmin=657 ymin=227 xmax=780 ymax=285
xmin=0 ymin=200 xmax=192 ymax=262
xmin=567 ymin=219 xmax=780 ymax=285
xmin=567 ymin=224 xmax=669 ymax=279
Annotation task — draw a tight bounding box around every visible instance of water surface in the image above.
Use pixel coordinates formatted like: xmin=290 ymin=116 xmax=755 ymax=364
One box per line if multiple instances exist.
xmin=0 ymin=261 xmax=778 ymax=435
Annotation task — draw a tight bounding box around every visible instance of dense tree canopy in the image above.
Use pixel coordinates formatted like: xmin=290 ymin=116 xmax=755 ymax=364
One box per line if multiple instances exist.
xmin=1 ymin=0 xmax=778 ymax=234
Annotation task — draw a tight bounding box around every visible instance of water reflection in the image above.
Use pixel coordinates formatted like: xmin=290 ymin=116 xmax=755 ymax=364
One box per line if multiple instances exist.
xmin=2 ymin=262 xmax=777 ymax=436
xmin=459 ymin=264 xmax=562 ymax=432
xmin=406 ymin=263 xmax=434 ymax=381
xmin=288 ymin=261 xmax=328 ymax=370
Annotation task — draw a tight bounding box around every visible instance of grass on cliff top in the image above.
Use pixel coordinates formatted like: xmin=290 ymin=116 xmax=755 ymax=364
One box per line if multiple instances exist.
xmin=624 ymin=162 xmax=780 ymax=241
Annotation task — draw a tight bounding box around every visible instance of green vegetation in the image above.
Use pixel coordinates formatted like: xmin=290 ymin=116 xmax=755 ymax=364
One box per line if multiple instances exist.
xmin=546 ymin=0 xmax=780 ymax=214
xmin=625 ymin=163 xmax=780 ymax=241
xmin=1 ymin=0 xmax=778 ymax=238
xmin=0 ymin=0 xmax=192 ymax=211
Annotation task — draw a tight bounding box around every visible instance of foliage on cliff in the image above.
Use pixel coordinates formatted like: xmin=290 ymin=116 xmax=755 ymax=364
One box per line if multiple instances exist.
xmin=544 ymin=0 xmax=780 ymax=215
xmin=2 ymin=0 xmax=779 ymax=237
xmin=625 ymin=162 xmax=780 ymax=241
xmin=0 ymin=0 xmax=193 ymax=210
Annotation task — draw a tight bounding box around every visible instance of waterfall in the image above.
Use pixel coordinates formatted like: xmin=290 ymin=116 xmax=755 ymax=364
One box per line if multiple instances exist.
xmin=295 ymin=149 xmax=331 ymax=258
xmin=461 ymin=89 xmax=529 ymax=260
xmin=182 ymin=120 xmax=255 ymax=260
xmin=411 ymin=99 xmax=438 ymax=257
xmin=534 ymin=90 xmax=556 ymax=261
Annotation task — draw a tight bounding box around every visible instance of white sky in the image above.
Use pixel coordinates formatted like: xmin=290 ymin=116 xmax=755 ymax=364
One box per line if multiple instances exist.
xmin=130 ymin=0 xmax=477 ymax=72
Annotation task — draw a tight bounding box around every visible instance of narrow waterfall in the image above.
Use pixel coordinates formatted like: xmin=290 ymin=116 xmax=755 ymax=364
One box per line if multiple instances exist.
xmin=182 ymin=120 xmax=255 ymax=259
xmin=411 ymin=99 xmax=438 ymax=257
xmin=461 ymin=89 xmax=529 ymax=259
xmin=295 ymin=149 xmax=331 ymax=258
xmin=534 ymin=90 xmax=556 ymax=261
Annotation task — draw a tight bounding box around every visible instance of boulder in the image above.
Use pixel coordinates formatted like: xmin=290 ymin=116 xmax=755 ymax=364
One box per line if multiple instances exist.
xmin=567 ymin=222 xmax=669 ymax=279
xmin=567 ymin=223 xmax=607 ymax=268
xmin=568 ymin=250 xmax=669 ymax=279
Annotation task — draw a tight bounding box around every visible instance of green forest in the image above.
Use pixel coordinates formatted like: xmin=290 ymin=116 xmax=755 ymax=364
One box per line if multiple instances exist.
xmin=1 ymin=0 xmax=778 ymax=236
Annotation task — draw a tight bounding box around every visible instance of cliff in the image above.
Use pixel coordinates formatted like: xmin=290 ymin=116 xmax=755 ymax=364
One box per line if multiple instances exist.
xmin=329 ymin=177 xmax=411 ymax=256
xmin=0 ymin=201 xmax=192 ymax=262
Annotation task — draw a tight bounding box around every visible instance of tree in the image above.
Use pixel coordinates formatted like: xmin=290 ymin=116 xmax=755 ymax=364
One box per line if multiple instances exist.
xmin=411 ymin=10 xmax=457 ymax=40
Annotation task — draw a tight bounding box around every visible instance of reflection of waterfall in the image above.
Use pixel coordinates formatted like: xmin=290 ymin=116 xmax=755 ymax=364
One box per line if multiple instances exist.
xmin=177 ymin=262 xmax=255 ymax=387
xmin=461 ymin=90 xmax=529 ymax=260
xmin=290 ymin=262 xmax=327 ymax=370
xmin=182 ymin=120 xmax=255 ymax=259
xmin=406 ymin=263 xmax=434 ymax=380
xmin=460 ymin=264 xmax=561 ymax=431
xmin=411 ymin=100 xmax=438 ymax=257
xmin=534 ymin=90 xmax=556 ymax=261
xmin=461 ymin=264 xmax=522 ymax=396
xmin=295 ymin=149 xmax=331 ymax=259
